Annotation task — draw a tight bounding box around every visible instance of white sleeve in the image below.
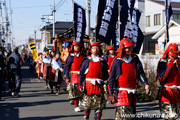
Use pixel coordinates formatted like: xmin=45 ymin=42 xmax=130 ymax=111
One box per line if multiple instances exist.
xmin=43 ymin=57 xmax=51 ymax=64
xmin=52 ymin=60 xmax=60 ymax=70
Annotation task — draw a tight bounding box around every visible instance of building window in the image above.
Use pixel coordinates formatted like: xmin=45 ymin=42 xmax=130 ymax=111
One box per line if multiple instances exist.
xmin=173 ymin=13 xmax=180 ymax=20
xmin=146 ymin=16 xmax=150 ymax=27
xmin=154 ymin=14 xmax=161 ymax=26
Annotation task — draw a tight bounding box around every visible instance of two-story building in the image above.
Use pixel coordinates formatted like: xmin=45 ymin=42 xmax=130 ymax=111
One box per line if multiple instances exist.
xmin=135 ymin=0 xmax=180 ymax=54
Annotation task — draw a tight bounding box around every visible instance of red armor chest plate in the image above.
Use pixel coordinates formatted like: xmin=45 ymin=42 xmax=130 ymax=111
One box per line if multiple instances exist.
xmin=70 ymin=55 xmax=84 ymax=84
xmin=107 ymin=56 xmax=114 ymax=68
xmin=117 ymin=60 xmax=137 ymax=89
xmin=71 ymin=55 xmax=84 ymax=71
xmin=164 ymin=65 xmax=180 ymax=86
xmin=86 ymin=61 xmax=103 ymax=79
xmin=85 ymin=61 xmax=103 ymax=95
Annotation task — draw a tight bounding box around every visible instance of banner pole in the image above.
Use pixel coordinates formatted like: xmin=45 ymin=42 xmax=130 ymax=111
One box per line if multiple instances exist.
xmin=95 ymin=0 xmax=100 ymax=43
xmin=165 ymin=0 xmax=168 ymax=49
xmin=118 ymin=0 xmax=121 ymax=47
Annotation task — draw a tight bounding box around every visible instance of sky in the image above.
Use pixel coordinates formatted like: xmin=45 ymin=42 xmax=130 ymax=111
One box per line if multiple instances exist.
xmin=7 ymin=0 xmax=98 ymax=46
xmin=4 ymin=0 xmax=180 ymax=46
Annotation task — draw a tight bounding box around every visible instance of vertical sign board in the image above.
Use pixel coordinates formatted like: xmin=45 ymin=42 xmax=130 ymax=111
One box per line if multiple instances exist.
xmin=29 ymin=41 xmax=38 ymax=60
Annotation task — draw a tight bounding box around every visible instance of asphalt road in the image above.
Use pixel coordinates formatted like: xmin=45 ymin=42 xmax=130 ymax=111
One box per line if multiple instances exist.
xmin=0 ymin=65 xmax=178 ymax=120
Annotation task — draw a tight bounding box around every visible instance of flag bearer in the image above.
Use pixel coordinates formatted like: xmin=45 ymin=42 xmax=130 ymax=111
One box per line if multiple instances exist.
xmin=65 ymin=41 xmax=85 ymax=112
xmin=157 ymin=43 xmax=180 ymax=119
xmin=108 ymin=38 xmax=150 ymax=120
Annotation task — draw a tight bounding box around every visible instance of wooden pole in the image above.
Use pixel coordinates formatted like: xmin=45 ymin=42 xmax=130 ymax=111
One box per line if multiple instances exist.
xmin=71 ymin=0 xmax=75 ymax=43
xmin=118 ymin=0 xmax=121 ymax=47
xmin=94 ymin=0 xmax=100 ymax=43
xmin=165 ymin=0 xmax=168 ymax=49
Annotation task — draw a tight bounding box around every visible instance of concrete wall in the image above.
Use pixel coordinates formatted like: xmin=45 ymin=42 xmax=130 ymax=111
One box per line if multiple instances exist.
xmin=139 ymin=54 xmax=163 ymax=77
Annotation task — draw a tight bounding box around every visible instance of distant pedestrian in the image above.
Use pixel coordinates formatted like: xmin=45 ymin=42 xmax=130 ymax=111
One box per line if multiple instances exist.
xmin=42 ymin=47 xmax=51 ymax=89
xmin=0 ymin=48 xmax=5 ymax=99
xmin=3 ymin=50 xmax=9 ymax=80
xmin=48 ymin=52 xmax=63 ymax=95
xmin=35 ymin=53 xmax=43 ymax=79
xmin=61 ymin=45 xmax=70 ymax=62
xmin=50 ymin=51 xmax=55 ymax=58
xmin=8 ymin=47 xmax=22 ymax=97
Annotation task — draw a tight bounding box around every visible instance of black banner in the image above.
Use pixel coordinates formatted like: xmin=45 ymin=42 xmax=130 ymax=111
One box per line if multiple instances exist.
xmin=131 ymin=9 xmax=144 ymax=54
xmin=74 ymin=2 xmax=86 ymax=44
xmin=95 ymin=0 xmax=118 ymax=44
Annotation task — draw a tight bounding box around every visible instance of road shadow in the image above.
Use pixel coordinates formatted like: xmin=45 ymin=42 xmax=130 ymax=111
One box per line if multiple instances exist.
xmin=0 ymin=99 xmax=71 ymax=120
xmin=19 ymin=114 xmax=85 ymax=120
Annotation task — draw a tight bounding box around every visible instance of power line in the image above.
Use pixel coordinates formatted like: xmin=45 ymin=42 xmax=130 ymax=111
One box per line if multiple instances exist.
xmin=55 ymin=0 xmax=63 ymax=8
xmin=36 ymin=22 xmax=44 ymax=31
xmin=56 ymin=0 xmax=66 ymax=11
xmin=12 ymin=5 xmax=51 ymax=9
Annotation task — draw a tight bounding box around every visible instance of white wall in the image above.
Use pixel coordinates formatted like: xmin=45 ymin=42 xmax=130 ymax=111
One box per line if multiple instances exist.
xmin=145 ymin=0 xmax=164 ymax=33
xmin=158 ymin=26 xmax=180 ymax=44
xmin=135 ymin=1 xmax=146 ymax=32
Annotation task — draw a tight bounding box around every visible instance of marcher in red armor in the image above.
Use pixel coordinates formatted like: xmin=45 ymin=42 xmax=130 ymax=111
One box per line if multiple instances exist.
xmin=108 ymin=38 xmax=150 ymax=119
xmin=42 ymin=47 xmax=51 ymax=89
xmin=157 ymin=43 xmax=180 ymax=119
xmin=79 ymin=42 xmax=109 ymax=120
xmin=103 ymin=45 xmax=116 ymax=102
xmin=104 ymin=45 xmax=116 ymax=71
xmin=65 ymin=41 xmax=85 ymax=112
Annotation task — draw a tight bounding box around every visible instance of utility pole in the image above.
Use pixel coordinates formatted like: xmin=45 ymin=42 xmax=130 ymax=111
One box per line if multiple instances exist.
xmin=52 ymin=0 xmax=56 ymax=51
xmin=53 ymin=0 xmax=55 ymax=38
xmin=34 ymin=30 xmax=36 ymax=42
xmin=5 ymin=1 xmax=8 ymax=49
xmin=0 ymin=0 xmax=2 ymax=46
xmin=86 ymin=0 xmax=91 ymax=37
xmin=52 ymin=0 xmax=55 ymax=49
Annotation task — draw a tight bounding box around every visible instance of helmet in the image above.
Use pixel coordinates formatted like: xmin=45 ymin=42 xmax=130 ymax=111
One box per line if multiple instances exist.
xmin=72 ymin=41 xmax=80 ymax=46
xmin=120 ymin=38 xmax=134 ymax=48
xmin=161 ymin=43 xmax=180 ymax=59
xmin=90 ymin=42 xmax=101 ymax=48
xmin=89 ymin=42 xmax=102 ymax=56
xmin=70 ymin=41 xmax=81 ymax=53
xmin=117 ymin=38 xmax=135 ymax=58
xmin=105 ymin=45 xmax=116 ymax=55
xmin=168 ymin=43 xmax=179 ymax=57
